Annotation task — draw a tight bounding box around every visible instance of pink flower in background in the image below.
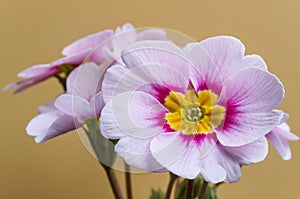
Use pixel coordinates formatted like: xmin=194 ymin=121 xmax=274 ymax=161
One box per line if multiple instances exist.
xmin=4 ymin=30 xmax=113 ymax=93
xmin=100 ymin=38 xmax=285 ymax=182
xmin=27 ymin=62 xmax=104 ymax=143
xmin=55 ymin=62 xmax=104 ymax=124
xmin=26 ymin=102 xmax=78 ymax=143
xmin=266 ymin=114 xmax=299 ymax=160
xmin=4 ymin=23 xmax=166 ymax=93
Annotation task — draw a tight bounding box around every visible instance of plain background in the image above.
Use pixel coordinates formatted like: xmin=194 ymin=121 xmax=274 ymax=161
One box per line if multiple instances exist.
xmin=1 ymin=0 xmax=299 ymax=198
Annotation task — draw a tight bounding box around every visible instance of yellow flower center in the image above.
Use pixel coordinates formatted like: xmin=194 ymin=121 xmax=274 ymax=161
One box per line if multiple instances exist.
xmin=164 ymin=90 xmax=225 ymax=135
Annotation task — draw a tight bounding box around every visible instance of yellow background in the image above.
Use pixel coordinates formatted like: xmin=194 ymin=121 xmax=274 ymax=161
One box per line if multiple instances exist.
xmin=1 ymin=0 xmax=299 ymax=198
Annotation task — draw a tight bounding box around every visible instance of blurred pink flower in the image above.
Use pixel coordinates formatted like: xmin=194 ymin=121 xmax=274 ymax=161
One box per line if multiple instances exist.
xmin=100 ymin=37 xmax=285 ymax=183
xmin=27 ymin=62 xmax=104 ymax=143
xmin=266 ymin=114 xmax=299 ymax=160
xmin=4 ymin=23 xmax=166 ymax=93
xmin=26 ymin=102 xmax=79 ymax=143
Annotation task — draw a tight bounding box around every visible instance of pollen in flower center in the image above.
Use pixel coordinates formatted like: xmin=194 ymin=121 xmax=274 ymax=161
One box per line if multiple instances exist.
xmin=185 ymin=105 xmax=203 ymax=122
xmin=164 ymin=90 xmax=225 ymax=135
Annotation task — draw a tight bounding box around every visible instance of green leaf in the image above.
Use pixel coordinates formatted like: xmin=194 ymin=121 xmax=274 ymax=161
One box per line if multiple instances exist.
xmin=84 ymin=118 xmax=117 ymax=168
xmin=149 ymin=188 xmax=165 ymax=199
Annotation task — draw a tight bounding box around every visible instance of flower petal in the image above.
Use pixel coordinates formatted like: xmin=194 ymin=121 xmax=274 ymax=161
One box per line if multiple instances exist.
xmin=62 ymin=30 xmax=113 ymax=56
xmin=150 ymin=133 xmax=221 ymax=181
xmin=121 ymin=40 xmax=190 ymax=79
xmin=66 ymin=62 xmax=103 ymax=100
xmin=183 ymin=42 xmax=223 ymax=94
xmin=102 ymin=63 xmax=189 ymax=103
xmin=55 ymin=94 xmax=96 ymax=121
xmin=17 ymin=64 xmax=52 ymax=78
xmin=115 ymin=136 xmax=165 ymax=172
xmin=199 ymin=36 xmax=267 ymax=78
xmin=100 ymin=91 xmax=167 ymax=139
xmin=26 ymin=111 xmax=61 ymax=136
xmin=136 ymin=29 xmax=167 ymax=41
xmin=112 ymin=23 xmax=137 ymax=55
xmin=90 ymin=92 xmax=105 ymax=116
xmin=267 ymin=123 xmax=299 ymax=160
xmin=217 ymin=68 xmax=284 ymax=146
xmin=35 ymin=114 xmax=78 ymax=143
xmin=222 ymin=137 xmax=269 ymax=165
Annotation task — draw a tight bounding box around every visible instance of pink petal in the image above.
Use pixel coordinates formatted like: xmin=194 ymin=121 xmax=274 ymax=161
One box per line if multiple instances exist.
xmin=26 ymin=111 xmax=61 ymax=136
xmin=211 ymin=146 xmax=241 ymax=183
xmin=102 ymin=63 xmax=189 ymax=103
xmin=17 ymin=64 xmax=52 ymax=78
xmin=217 ymin=68 xmax=284 ymax=146
xmin=101 ymin=64 xmax=130 ymax=103
xmin=222 ymin=137 xmax=268 ymax=165
xmin=267 ymin=123 xmax=299 ymax=160
xmin=199 ymin=36 xmax=267 ymax=79
xmin=150 ymin=133 xmax=222 ymax=181
xmin=62 ymin=30 xmax=113 ymax=56
xmin=55 ymin=94 xmax=96 ymax=121
xmin=121 ymin=40 xmax=190 ymax=79
xmin=66 ymin=62 xmax=103 ymax=101
xmin=115 ymin=136 xmax=165 ymax=172
xmin=35 ymin=114 xmax=78 ymax=143
xmin=3 ymin=69 xmax=58 ymax=93
xmin=100 ymin=91 xmax=167 ymax=139
xmin=38 ymin=101 xmax=56 ymax=113
xmin=90 ymin=92 xmax=105 ymax=117
xmin=183 ymin=42 xmax=223 ymax=94
xmin=112 ymin=23 xmax=137 ymax=55
xmin=136 ymin=29 xmax=167 ymax=41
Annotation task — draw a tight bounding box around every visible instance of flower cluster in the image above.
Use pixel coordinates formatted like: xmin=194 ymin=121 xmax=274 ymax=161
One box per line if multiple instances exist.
xmin=6 ymin=23 xmax=298 ymax=186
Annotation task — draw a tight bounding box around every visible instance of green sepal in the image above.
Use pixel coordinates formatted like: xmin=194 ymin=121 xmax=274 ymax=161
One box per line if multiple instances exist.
xmin=176 ymin=177 xmax=218 ymax=199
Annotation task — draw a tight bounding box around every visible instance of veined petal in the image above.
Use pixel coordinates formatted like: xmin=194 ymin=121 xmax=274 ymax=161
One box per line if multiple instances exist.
xmin=90 ymin=92 xmax=105 ymax=116
xmin=62 ymin=30 xmax=113 ymax=56
xmin=55 ymin=94 xmax=96 ymax=121
xmin=216 ymin=68 xmax=284 ymax=146
xmin=115 ymin=137 xmax=165 ymax=172
xmin=17 ymin=64 xmax=52 ymax=78
xmin=183 ymin=42 xmax=223 ymax=94
xmin=267 ymin=123 xmax=299 ymax=160
xmin=35 ymin=114 xmax=78 ymax=143
xmin=112 ymin=23 xmax=137 ymax=55
xmin=222 ymin=137 xmax=269 ymax=165
xmin=100 ymin=91 xmax=167 ymax=139
xmin=26 ymin=111 xmax=61 ymax=136
xmin=150 ymin=133 xmax=218 ymax=180
xmin=121 ymin=40 xmax=190 ymax=79
xmin=66 ymin=62 xmax=103 ymax=100
xmin=136 ymin=29 xmax=167 ymax=41
xmin=102 ymin=64 xmax=189 ymax=103
xmin=199 ymin=36 xmax=267 ymax=79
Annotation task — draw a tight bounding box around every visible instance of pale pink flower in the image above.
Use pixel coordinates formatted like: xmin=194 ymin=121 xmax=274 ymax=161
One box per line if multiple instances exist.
xmin=266 ymin=114 xmax=299 ymax=160
xmin=100 ymin=37 xmax=285 ymax=183
xmin=26 ymin=102 xmax=79 ymax=143
xmin=27 ymin=62 xmax=104 ymax=143
xmin=4 ymin=23 xmax=166 ymax=93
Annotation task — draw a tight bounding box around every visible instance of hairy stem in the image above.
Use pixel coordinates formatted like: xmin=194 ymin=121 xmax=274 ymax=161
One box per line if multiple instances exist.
xmin=186 ymin=179 xmax=194 ymax=199
xmin=125 ymin=163 xmax=133 ymax=199
xmin=101 ymin=163 xmax=124 ymax=199
xmin=198 ymin=180 xmax=208 ymax=199
xmin=165 ymin=172 xmax=178 ymax=199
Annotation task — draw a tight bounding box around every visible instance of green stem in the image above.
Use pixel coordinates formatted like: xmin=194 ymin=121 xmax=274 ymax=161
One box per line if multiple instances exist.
xmin=125 ymin=163 xmax=133 ymax=199
xmin=186 ymin=179 xmax=194 ymax=199
xmin=165 ymin=172 xmax=178 ymax=199
xmin=198 ymin=180 xmax=208 ymax=199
